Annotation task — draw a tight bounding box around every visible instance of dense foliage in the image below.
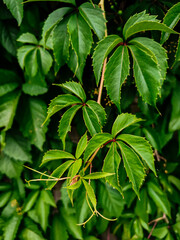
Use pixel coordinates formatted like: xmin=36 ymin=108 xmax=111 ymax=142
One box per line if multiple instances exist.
xmin=0 ymin=0 xmax=180 ymax=239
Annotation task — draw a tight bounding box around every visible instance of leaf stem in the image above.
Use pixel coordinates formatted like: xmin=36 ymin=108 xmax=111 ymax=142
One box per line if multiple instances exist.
xmin=84 ymin=148 xmax=100 ymax=172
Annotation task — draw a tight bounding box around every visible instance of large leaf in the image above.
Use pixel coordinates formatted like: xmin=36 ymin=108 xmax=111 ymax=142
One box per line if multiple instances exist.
xmin=68 ymin=13 xmax=93 ymax=66
xmin=117 ymin=141 xmax=146 ymax=197
xmin=18 ymin=97 xmax=48 ymax=150
xmin=47 ymin=160 xmax=74 ymax=190
xmin=169 ymin=81 xmax=180 ymax=131
xmin=111 ymin=113 xmax=142 ymax=138
xmin=82 ymin=105 xmax=102 ymax=136
xmin=79 ymin=2 xmax=106 ymax=40
xmin=117 ymin=134 xmax=156 ymax=174
xmin=93 ymin=35 xmax=123 ymax=85
xmin=104 ymin=45 xmax=130 ymax=111
xmin=58 ymin=81 xmax=86 ymax=102
xmin=84 ymin=133 xmax=112 ymax=163
xmin=0 ymin=90 xmax=20 ymax=130
xmin=17 ymin=33 xmax=38 ymax=44
xmin=3 ymin=0 xmax=23 ymax=25
xmin=130 ymin=37 xmax=168 ymax=83
xmin=75 ymin=132 xmax=87 ymax=159
xmin=161 ymin=2 xmax=180 ymax=44
xmin=44 ymin=94 xmax=82 ymax=124
xmin=123 ymin=11 xmax=177 ymax=40
xmin=3 ymin=131 xmax=31 ymax=162
xmin=41 ymin=150 xmax=75 ymax=166
xmin=42 ymin=7 xmax=72 ymax=44
xmin=102 ymin=143 xmax=123 ymax=194
xmin=128 ymin=45 xmax=162 ymax=106
xmin=86 ymin=100 xmax=106 ymax=126
xmin=0 ymin=69 xmax=21 ymax=97
xmin=53 ymin=18 xmax=70 ymax=72
xmin=3 ymin=215 xmax=22 ymax=240
xmin=59 ymin=105 xmax=82 ymax=149
xmin=82 ymin=179 xmax=97 ymax=210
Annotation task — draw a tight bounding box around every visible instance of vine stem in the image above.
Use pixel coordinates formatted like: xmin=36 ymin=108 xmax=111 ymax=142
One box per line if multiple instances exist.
xmin=97 ymin=0 xmax=108 ymax=104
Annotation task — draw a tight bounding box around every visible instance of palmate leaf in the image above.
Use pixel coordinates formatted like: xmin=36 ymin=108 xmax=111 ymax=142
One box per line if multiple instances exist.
xmin=59 ymin=105 xmax=82 ymax=150
xmin=102 ymin=143 xmax=122 ymax=194
xmin=75 ymin=132 xmax=87 ymax=159
xmin=24 ymin=48 xmax=38 ymax=77
xmin=161 ymin=2 xmax=180 ymax=44
xmin=93 ymin=35 xmax=123 ymax=85
xmin=128 ymin=45 xmax=162 ymax=106
xmin=117 ymin=141 xmax=146 ymax=197
xmin=3 ymin=0 xmax=23 ymax=25
xmin=68 ymin=13 xmax=93 ymax=67
xmin=17 ymin=32 xmax=38 ymax=44
xmin=86 ymin=100 xmax=106 ymax=126
xmin=79 ymin=2 xmax=106 ymax=40
xmin=104 ymin=45 xmax=130 ymax=111
xmin=17 ymin=45 xmax=36 ymax=69
xmin=117 ymin=134 xmax=156 ymax=175
xmin=38 ymin=47 xmax=53 ymax=75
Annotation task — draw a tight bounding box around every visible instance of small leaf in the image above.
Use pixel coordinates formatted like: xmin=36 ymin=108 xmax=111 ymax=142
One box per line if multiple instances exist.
xmin=0 ymin=192 xmax=12 ymax=208
xmin=79 ymin=2 xmax=106 ymax=40
xmin=161 ymin=2 xmax=180 ymax=44
xmin=24 ymin=47 xmax=38 ymax=77
xmin=111 ymin=113 xmax=142 ymax=138
xmin=128 ymin=45 xmax=162 ymax=106
xmin=3 ymin=0 xmax=23 ymax=25
xmin=103 ymin=143 xmax=123 ymax=194
xmin=82 ymin=179 xmax=96 ymax=210
xmin=104 ymin=45 xmax=130 ymax=111
xmin=86 ymin=100 xmax=106 ymax=126
xmin=84 ymin=133 xmax=112 ymax=163
xmin=174 ymin=37 xmax=180 ymax=66
xmin=69 ymin=159 xmax=82 ymax=181
xmin=17 ymin=33 xmax=38 ymax=44
xmin=66 ymin=179 xmax=82 ymax=190
xmin=59 ymin=105 xmax=82 ymax=150
xmin=82 ymin=105 xmax=102 ymax=136
xmin=68 ymin=13 xmax=93 ymax=66
xmin=93 ymin=35 xmax=123 ymax=85
xmin=17 ymin=45 xmax=35 ymax=69
xmin=23 ymin=191 xmax=39 ymax=212
xmin=117 ymin=134 xmax=156 ymax=175
xmin=47 ymin=160 xmax=74 ymax=190
xmin=58 ymin=81 xmax=86 ymax=102
xmin=75 ymin=132 xmax=88 ymax=159
xmin=38 ymin=47 xmax=53 ymax=75
xmin=83 ymin=172 xmax=115 ymax=180
xmin=3 ymin=214 xmax=22 ymax=240
xmin=117 ymin=141 xmax=146 ymax=197
xmin=41 ymin=150 xmax=75 ymax=166
xmin=51 ymin=214 xmax=68 ymax=240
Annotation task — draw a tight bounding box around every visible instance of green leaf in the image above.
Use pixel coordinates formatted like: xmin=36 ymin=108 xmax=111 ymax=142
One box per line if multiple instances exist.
xmin=75 ymin=132 xmax=88 ymax=159
xmin=129 ymin=37 xmax=168 ymax=83
xmin=117 ymin=134 xmax=156 ymax=175
xmin=117 ymin=141 xmax=146 ymax=197
xmin=151 ymin=226 xmax=168 ymax=239
xmin=86 ymin=100 xmax=106 ymax=126
xmin=3 ymin=215 xmax=22 ymax=240
xmin=174 ymin=37 xmax=180 ymax=66
xmin=128 ymin=45 xmax=162 ymax=106
xmin=147 ymin=180 xmax=171 ymax=217
xmin=123 ymin=11 xmax=178 ymax=40
xmin=0 ymin=69 xmax=21 ymax=97
xmin=3 ymin=131 xmax=31 ymax=162
xmin=3 ymin=0 xmax=23 ymax=25
xmin=93 ymin=35 xmax=123 ymax=85
xmin=104 ymin=45 xmax=130 ymax=111
xmin=103 ymin=143 xmax=123 ymax=194
xmin=23 ymin=191 xmax=39 ymax=212
xmin=42 ymin=7 xmax=72 ymax=44
xmin=44 ymin=94 xmax=82 ymax=125
xmin=59 ymin=105 xmax=82 ymax=149
xmin=82 ymin=179 xmax=96 ymax=210
xmin=68 ymin=159 xmax=82 ymax=181
xmin=20 ymin=228 xmax=45 ymax=240
xmin=111 ymin=113 xmax=142 ymax=138
xmin=17 ymin=33 xmax=38 ymax=44
xmin=98 ymin=182 xmax=125 ymax=217
xmin=168 ymin=175 xmax=180 ymax=191
xmin=66 ymin=179 xmax=82 ymax=190
xmin=41 ymin=190 xmax=56 ymax=207
xmin=18 ymin=97 xmax=48 ymax=150
xmin=17 ymin=45 xmax=36 ymax=69
xmin=82 ymin=105 xmax=102 ymax=136
xmin=0 ymin=192 xmax=12 ymax=208
xmin=83 ymin=172 xmax=115 ymax=179
xmin=169 ymin=81 xmax=180 ymax=131
xmin=84 ymin=133 xmax=112 ymax=163
xmin=53 ymin=18 xmax=70 ymax=72
xmin=51 ymin=215 xmax=68 ymax=240
xmin=24 ymin=0 xmax=75 ymax=5
xmin=135 ymin=188 xmax=148 ymax=222
xmin=68 ymin=13 xmax=93 ymax=66
xmin=161 ymin=2 xmax=180 ymax=44
xmin=38 ymin=47 xmax=53 ymax=75
xmin=58 ymin=81 xmax=86 ymax=102
xmin=24 ymin=48 xmax=38 ymax=77
xmin=0 ymin=90 xmax=20 ymax=130
xmin=41 ymin=150 xmax=75 ymax=166
xmin=79 ymin=2 xmax=106 ymax=40
xmin=46 ymin=160 xmax=74 ymax=190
